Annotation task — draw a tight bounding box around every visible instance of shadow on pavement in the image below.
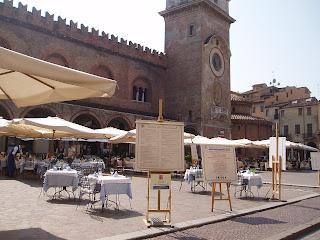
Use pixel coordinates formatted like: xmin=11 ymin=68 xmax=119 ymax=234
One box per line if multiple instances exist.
xmin=163 ymin=231 xmax=208 ymax=240
xmin=0 ymin=228 xmax=65 ymax=240
xmin=231 ymin=216 xmax=287 ymax=225
xmin=87 ymin=208 xmax=144 ymax=220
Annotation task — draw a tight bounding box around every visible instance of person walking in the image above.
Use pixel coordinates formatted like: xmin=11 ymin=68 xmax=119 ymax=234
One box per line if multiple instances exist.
xmin=6 ymin=140 xmax=21 ymax=177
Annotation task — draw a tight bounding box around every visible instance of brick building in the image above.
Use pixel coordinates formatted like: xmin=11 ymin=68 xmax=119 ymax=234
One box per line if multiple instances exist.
xmin=230 ymin=92 xmax=272 ymax=141
xmin=0 ymin=0 xmax=234 ymax=152
xmin=241 ymin=83 xmax=311 ymax=119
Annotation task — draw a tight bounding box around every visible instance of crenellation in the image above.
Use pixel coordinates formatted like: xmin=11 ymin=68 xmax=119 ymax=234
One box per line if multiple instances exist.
xmin=70 ymin=20 xmax=78 ymax=31
xmin=0 ymin=0 xmax=167 ymax=66
xmin=80 ymin=24 xmax=88 ymax=32
xmin=18 ymin=2 xmax=27 ymax=12
xmin=3 ymin=0 xmax=13 ymax=7
xmin=45 ymin=11 xmax=54 ymax=22
xmin=31 ymin=6 xmax=40 ymax=16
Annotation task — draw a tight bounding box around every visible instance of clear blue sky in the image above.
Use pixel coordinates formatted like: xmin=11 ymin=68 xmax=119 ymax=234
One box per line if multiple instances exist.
xmin=8 ymin=0 xmax=320 ymax=98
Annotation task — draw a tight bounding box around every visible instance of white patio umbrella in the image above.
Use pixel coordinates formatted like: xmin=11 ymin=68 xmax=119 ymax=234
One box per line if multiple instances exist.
xmin=210 ymin=137 xmax=244 ymax=147
xmin=12 ymin=117 xmax=103 ymax=139
xmin=184 ymin=135 xmax=212 ymax=145
xmin=108 ymin=129 xmax=136 ymax=144
xmin=0 ymin=47 xmax=117 ymax=107
xmin=94 ymin=127 xmax=128 ymax=139
xmin=109 ymin=129 xmax=195 ymax=144
xmin=0 ymin=118 xmax=53 ymax=138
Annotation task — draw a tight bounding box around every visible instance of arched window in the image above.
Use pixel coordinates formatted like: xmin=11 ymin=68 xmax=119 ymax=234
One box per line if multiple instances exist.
xmin=132 ymin=78 xmax=151 ymax=103
xmin=108 ymin=117 xmax=130 ymax=131
xmin=73 ymin=114 xmax=101 ymax=129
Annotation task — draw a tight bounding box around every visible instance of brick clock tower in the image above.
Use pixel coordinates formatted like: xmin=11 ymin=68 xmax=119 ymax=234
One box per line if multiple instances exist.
xmin=160 ymin=0 xmax=235 ymax=138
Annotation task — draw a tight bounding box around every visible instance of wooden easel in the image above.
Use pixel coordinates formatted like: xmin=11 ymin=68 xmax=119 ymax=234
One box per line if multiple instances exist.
xmin=144 ymin=171 xmax=172 ymax=227
xmin=271 ymin=122 xmax=282 ymax=200
xmin=144 ymin=99 xmax=173 ymax=227
xmin=211 ymin=182 xmax=232 ymax=212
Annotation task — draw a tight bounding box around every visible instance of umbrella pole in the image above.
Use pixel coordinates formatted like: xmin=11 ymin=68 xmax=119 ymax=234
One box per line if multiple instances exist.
xmin=51 ymin=130 xmax=56 ymax=157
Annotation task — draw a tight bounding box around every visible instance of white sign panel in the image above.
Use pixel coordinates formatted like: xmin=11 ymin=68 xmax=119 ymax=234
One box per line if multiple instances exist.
xmin=191 ymin=144 xmax=198 ymax=161
xmin=269 ymin=137 xmax=286 ymax=170
xmin=201 ymin=145 xmax=237 ymax=182
xmin=135 ymin=120 xmax=184 ymax=171
xmin=310 ymin=152 xmax=320 ymax=170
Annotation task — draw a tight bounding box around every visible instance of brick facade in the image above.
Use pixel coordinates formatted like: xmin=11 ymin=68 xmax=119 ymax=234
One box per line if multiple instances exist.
xmin=0 ymin=0 xmax=234 ymax=138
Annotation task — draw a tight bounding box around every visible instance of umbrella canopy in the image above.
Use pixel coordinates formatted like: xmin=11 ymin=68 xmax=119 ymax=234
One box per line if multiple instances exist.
xmin=94 ymin=127 xmax=127 ymax=139
xmin=184 ymin=135 xmax=212 ymax=145
xmin=108 ymin=129 xmax=136 ymax=144
xmin=0 ymin=47 xmax=117 ymax=107
xmin=210 ymin=137 xmax=244 ymax=147
xmin=12 ymin=117 xmax=102 ymax=139
xmin=109 ymin=129 xmax=196 ymax=144
xmin=0 ymin=118 xmax=52 ymax=138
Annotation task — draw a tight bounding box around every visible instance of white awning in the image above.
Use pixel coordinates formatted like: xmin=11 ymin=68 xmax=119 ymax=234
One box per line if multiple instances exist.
xmin=0 ymin=47 xmax=117 ymax=107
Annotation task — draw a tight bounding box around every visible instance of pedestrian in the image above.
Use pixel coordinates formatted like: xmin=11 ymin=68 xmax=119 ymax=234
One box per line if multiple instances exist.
xmin=6 ymin=139 xmax=22 ymax=177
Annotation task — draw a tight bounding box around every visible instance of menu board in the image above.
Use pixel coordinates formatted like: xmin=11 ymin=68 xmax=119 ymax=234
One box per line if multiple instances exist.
xmin=269 ymin=137 xmax=286 ymax=170
xmin=201 ymin=145 xmax=237 ymax=182
xmin=310 ymin=152 xmax=320 ymax=170
xmin=135 ymin=120 xmax=184 ymax=171
xmin=150 ymin=173 xmax=171 ymax=190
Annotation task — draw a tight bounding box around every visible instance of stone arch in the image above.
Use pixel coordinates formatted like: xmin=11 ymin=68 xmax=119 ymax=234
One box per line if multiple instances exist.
xmin=0 ymin=103 xmax=13 ymax=119
xmin=131 ymin=77 xmax=152 ymax=103
xmin=0 ymin=37 xmax=11 ymax=49
xmin=46 ymin=53 xmax=69 ymax=67
xmin=71 ymin=112 xmax=102 ymax=129
xmin=21 ymin=106 xmax=58 ymax=118
xmin=184 ymin=125 xmax=199 ymax=135
xmin=106 ymin=115 xmax=131 ymax=131
xmin=91 ymin=65 xmax=114 ymax=79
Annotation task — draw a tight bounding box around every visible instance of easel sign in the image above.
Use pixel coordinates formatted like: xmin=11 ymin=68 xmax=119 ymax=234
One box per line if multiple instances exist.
xmin=135 ymin=120 xmax=184 ymax=172
xmin=269 ymin=137 xmax=286 ymax=171
xmin=201 ymin=145 xmax=237 ymax=212
xmin=310 ymin=152 xmax=320 ymax=186
xmin=135 ymin=119 xmax=184 ymax=227
xmin=150 ymin=173 xmax=171 ymax=190
xmin=191 ymin=144 xmax=199 ymax=166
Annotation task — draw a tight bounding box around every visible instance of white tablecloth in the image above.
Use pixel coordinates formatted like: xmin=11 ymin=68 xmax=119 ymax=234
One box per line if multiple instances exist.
xmin=71 ymin=161 xmax=105 ymax=169
xmin=241 ymin=173 xmax=263 ymax=190
xmin=43 ymin=169 xmax=79 ymax=192
xmin=88 ymin=174 xmax=132 ymax=202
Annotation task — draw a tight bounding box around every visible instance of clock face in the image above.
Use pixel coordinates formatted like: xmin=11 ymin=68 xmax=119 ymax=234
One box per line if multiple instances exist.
xmin=209 ymin=48 xmax=225 ymax=77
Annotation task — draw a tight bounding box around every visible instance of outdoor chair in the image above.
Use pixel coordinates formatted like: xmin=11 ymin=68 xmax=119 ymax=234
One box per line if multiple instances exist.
xmin=22 ymin=161 xmax=35 ymax=179
xmin=78 ymin=176 xmax=101 ymax=210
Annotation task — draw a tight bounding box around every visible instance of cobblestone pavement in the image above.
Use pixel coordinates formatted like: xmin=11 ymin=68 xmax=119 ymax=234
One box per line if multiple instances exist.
xmin=151 ymin=197 xmax=320 ymax=240
xmin=259 ymin=170 xmax=319 ymax=186
xmin=0 ymin=173 xmax=318 ymax=240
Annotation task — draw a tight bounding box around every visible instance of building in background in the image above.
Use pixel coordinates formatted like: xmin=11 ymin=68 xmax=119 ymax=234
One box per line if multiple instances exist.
xmin=235 ymin=83 xmax=319 ymax=150
xmin=231 ymin=92 xmax=272 ymax=141
xmin=230 ymin=92 xmax=272 ymax=162
xmin=266 ymin=97 xmax=319 ymax=149
xmin=241 ymin=83 xmax=311 ymax=119
xmin=0 ymin=0 xmax=234 ymax=153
